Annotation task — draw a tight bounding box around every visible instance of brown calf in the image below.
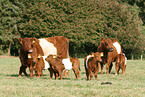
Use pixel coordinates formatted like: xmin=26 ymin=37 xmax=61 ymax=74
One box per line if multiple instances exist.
xmin=35 ymin=56 xmax=54 ymax=78
xmin=84 ymin=52 xmax=102 ymax=80
xmin=70 ymin=58 xmax=80 ymax=79
xmin=45 ymin=55 xmax=81 ymax=80
xmin=45 ymin=55 xmax=64 ymax=80
xmin=116 ymin=53 xmax=127 ymax=75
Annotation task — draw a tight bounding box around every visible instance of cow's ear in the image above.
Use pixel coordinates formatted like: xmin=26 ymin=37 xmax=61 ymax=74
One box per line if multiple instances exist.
xmin=101 ymin=38 xmax=104 ymax=42
xmin=112 ymin=38 xmax=117 ymax=42
xmin=19 ymin=38 xmax=23 ymax=44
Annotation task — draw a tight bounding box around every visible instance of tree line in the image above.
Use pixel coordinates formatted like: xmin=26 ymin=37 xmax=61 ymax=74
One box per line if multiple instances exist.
xmin=0 ymin=0 xmax=145 ymax=59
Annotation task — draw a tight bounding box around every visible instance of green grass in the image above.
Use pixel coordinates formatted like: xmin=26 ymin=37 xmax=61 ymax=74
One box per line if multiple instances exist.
xmin=0 ymin=57 xmax=145 ymax=97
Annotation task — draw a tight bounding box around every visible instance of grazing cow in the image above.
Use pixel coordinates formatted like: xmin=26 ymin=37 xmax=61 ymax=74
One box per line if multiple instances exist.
xmin=45 ymin=55 xmax=81 ymax=80
xmin=116 ymin=53 xmax=127 ymax=75
xmin=19 ymin=36 xmax=69 ymax=77
xmin=97 ymin=38 xmax=122 ymax=75
xmin=84 ymin=52 xmax=102 ymax=80
xmin=19 ymin=37 xmax=39 ymax=77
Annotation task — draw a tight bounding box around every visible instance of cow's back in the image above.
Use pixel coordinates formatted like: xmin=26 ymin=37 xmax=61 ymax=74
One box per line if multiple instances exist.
xmin=38 ymin=36 xmax=69 ymax=58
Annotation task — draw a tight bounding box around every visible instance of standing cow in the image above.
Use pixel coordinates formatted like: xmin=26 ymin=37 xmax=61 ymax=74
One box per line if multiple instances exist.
xmin=19 ymin=36 xmax=70 ymax=77
xmin=84 ymin=52 xmax=102 ymax=80
xmin=19 ymin=37 xmax=39 ymax=77
xmin=97 ymin=38 xmax=122 ymax=75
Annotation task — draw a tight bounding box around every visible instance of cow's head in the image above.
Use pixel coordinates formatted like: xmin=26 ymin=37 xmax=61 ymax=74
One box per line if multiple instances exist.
xmin=19 ymin=37 xmax=34 ymax=53
xmin=19 ymin=37 xmax=38 ymax=65
xmin=98 ymin=38 xmax=114 ymax=52
xmin=92 ymin=52 xmax=103 ymax=62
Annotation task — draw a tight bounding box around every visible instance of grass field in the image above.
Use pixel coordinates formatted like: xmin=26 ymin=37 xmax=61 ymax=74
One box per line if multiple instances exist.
xmin=0 ymin=57 xmax=145 ymax=97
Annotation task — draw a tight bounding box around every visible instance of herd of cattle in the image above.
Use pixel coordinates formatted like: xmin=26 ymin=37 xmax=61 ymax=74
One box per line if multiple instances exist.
xmin=18 ymin=36 xmax=127 ymax=80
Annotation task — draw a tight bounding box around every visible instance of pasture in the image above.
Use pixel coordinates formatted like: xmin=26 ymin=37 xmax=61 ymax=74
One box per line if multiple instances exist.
xmin=0 ymin=57 xmax=145 ymax=97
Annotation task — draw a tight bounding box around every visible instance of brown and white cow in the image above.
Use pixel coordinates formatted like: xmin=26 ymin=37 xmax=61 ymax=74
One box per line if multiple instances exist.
xmin=97 ymin=38 xmax=122 ymax=75
xmin=84 ymin=52 xmax=102 ymax=80
xmin=116 ymin=53 xmax=127 ymax=75
xmin=19 ymin=36 xmax=69 ymax=77
xmin=45 ymin=55 xmax=80 ymax=80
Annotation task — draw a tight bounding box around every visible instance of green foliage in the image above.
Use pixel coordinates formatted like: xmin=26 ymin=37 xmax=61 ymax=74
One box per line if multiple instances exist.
xmin=0 ymin=0 xmax=145 ymax=58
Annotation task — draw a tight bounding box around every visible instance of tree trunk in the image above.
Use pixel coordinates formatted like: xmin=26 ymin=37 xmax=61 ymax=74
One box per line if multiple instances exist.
xmin=8 ymin=42 xmax=11 ymax=56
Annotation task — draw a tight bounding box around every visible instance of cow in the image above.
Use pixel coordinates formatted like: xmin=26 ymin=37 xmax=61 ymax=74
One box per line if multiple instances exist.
xmin=19 ymin=36 xmax=70 ymax=77
xmin=45 ymin=55 xmax=80 ymax=80
xmin=116 ymin=53 xmax=127 ymax=75
xmin=19 ymin=37 xmax=39 ymax=77
xmin=97 ymin=38 xmax=123 ymax=75
xmin=84 ymin=52 xmax=103 ymax=80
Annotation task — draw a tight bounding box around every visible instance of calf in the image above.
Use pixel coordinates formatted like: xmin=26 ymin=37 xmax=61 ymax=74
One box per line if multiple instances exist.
xmin=35 ymin=56 xmax=54 ymax=78
xmin=116 ymin=53 xmax=127 ymax=75
xmin=45 ymin=55 xmax=81 ymax=80
xmin=84 ymin=52 xmax=102 ymax=80
xmin=45 ymin=55 xmax=64 ymax=80
xmin=70 ymin=58 xmax=80 ymax=79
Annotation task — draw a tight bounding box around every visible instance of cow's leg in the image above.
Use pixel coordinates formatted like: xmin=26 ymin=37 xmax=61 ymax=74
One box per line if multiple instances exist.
xmin=58 ymin=71 xmax=63 ymax=80
xmin=85 ymin=68 xmax=89 ymax=80
xmin=122 ymin=63 xmax=125 ymax=75
xmin=55 ymin=72 xmax=59 ymax=80
xmin=72 ymin=68 xmax=79 ymax=79
xmin=106 ymin=59 xmax=112 ymax=74
xmin=49 ymin=68 xmax=53 ymax=79
xmin=100 ymin=62 xmax=104 ymax=74
xmin=88 ymin=69 xmax=93 ymax=80
xmin=115 ymin=61 xmax=119 ymax=75
xmin=109 ymin=62 xmax=113 ymax=73
xmin=19 ymin=65 xmax=28 ymax=77
xmin=117 ymin=66 xmax=120 ymax=74
xmin=41 ymin=70 xmax=43 ymax=77
xmin=29 ymin=65 xmax=34 ymax=77
xmin=94 ymin=71 xmax=98 ymax=80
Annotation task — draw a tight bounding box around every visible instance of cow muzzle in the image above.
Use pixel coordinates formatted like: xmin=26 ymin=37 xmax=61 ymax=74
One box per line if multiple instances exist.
xmin=108 ymin=48 xmax=114 ymax=52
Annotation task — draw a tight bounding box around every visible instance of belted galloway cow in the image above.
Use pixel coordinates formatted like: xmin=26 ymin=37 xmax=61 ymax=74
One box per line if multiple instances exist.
xmin=97 ymin=38 xmax=122 ymax=75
